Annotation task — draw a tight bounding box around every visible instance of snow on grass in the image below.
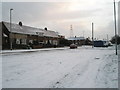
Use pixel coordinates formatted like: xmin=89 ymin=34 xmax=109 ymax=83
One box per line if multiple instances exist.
xmin=95 ymin=53 xmax=118 ymax=88
xmin=1 ymin=47 xmax=69 ymax=55
xmin=2 ymin=46 xmax=118 ymax=88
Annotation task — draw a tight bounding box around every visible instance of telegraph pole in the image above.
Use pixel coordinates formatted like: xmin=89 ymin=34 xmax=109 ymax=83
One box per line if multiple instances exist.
xmin=92 ymin=22 xmax=94 ymax=48
xmin=107 ymin=34 xmax=109 ymax=41
xmin=113 ymin=0 xmax=118 ymax=55
xmin=70 ymin=25 xmax=74 ymax=37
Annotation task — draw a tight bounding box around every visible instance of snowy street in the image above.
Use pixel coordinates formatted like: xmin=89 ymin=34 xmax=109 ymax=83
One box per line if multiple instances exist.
xmin=2 ymin=46 xmax=118 ymax=88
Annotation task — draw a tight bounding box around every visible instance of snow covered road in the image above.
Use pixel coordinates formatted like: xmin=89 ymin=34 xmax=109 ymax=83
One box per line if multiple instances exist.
xmin=2 ymin=46 xmax=118 ymax=88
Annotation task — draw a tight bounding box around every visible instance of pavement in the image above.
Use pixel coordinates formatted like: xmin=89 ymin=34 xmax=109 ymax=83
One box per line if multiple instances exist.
xmin=1 ymin=47 xmax=69 ymax=54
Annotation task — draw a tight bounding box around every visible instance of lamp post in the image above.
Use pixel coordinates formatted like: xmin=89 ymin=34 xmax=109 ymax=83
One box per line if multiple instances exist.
xmin=10 ymin=8 xmax=13 ymax=50
xmin=113 ymin=0 xmax=118 ymax=55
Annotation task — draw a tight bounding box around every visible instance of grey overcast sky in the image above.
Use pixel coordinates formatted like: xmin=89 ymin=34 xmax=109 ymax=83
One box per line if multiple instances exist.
xmin=1 ymin=0 xmax=120 ymax=39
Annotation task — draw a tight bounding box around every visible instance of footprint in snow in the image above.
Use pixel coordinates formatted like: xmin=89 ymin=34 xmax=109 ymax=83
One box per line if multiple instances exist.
xmin=59 ymin=62 xmax=62 ymax=64
xmin=6 ymin=78 xmax=14 ymax=82
xmin=95 ymin=57 xmax=100 ymax=59
xmin=64 ymin=74 xmax=69 ymax=78
xmin=56 ymin=82 xmax=60 ymax=84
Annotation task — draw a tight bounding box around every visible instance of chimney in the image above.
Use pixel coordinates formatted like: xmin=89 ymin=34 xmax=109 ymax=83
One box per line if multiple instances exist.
xmin=44 ymin=27 xmax=47 ymax=31
xmin=19 ymin=21 xmax=22 ymax=26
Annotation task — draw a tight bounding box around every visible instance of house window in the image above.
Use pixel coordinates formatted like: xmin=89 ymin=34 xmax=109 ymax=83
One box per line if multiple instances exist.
xmin=53 ymin=40 xmax=58 ymax=45
xmin=45 ymin=40 xmax=48 ymax=44
xmin=29 ymin=40 xmax=33 ymax=44
xmin=21 ymin=39 xmax=27 ymax=45
xmin=49 ymin=40 xmax=52 ymax=44
xmin=16 ymin=39 xmax=20 ymax=44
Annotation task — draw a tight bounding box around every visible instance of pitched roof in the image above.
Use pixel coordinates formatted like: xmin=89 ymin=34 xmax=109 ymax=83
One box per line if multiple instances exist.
xmin=68 ymin=37 xmax=85 ymax=40
xmin=3 ymin=21 xmax=58 ymax=38
xmin=44 ymin=30 xmax=58 ymax=37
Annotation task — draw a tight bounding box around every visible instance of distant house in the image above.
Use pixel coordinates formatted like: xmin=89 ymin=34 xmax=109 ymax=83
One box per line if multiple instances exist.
xmin=1 ymin=21 xmax=61 ymax=49
xmin=67 ymin=36 xmax=85 ymax=45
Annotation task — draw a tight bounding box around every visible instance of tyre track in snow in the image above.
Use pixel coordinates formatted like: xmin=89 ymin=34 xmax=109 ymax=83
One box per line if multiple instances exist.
xmin=50 ymin=53 xmax=112 ymax=88
xmin=51 ymin=61 xmax=90 ymax=88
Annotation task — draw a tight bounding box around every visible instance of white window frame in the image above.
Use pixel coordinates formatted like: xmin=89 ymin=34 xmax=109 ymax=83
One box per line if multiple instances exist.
xmin=16 ymin=39 xmax=20 ymax=44
xmin=21 ymin=39 xmax=27 ymax=45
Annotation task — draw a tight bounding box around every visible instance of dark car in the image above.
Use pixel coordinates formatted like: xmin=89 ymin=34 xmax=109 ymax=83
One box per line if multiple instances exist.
xmin=70 ymin=44 xmax=77 ymax=49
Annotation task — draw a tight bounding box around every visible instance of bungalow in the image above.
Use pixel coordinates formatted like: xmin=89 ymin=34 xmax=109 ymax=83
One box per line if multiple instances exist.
xmin=67 ymin=36 xmax=85 ymax=46
xmin=1 ymin=21 xmax=60 ymax=49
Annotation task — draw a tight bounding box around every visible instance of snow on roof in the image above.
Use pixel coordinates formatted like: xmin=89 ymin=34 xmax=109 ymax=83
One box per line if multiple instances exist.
xmin=43 ymin=30 xmax=58 ymax=38
xmin=3 ymin=22 xmax=58 ymax=38
xmin=68 ymin=37 xmax=85 ymax=40
xmin=94 ymin=40 xmax=107 ymax=42
xmin=3 ymin=33 xmax=8 ymax=37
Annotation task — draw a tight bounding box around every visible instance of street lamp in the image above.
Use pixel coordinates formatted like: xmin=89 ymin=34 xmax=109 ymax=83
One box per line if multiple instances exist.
xmin=10 ymin=8 xmax=13 ymax=50
xmin=113 ymin=0 xmax=118 ymax=55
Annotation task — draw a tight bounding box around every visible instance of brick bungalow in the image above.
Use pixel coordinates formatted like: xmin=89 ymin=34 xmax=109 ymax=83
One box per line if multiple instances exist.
xmin=1 ymin=21 xmax=60 ymax=49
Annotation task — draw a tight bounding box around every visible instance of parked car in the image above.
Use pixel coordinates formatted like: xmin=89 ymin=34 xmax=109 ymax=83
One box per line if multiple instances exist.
xmin=70 ymin=44 xmax=77 ymax=49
